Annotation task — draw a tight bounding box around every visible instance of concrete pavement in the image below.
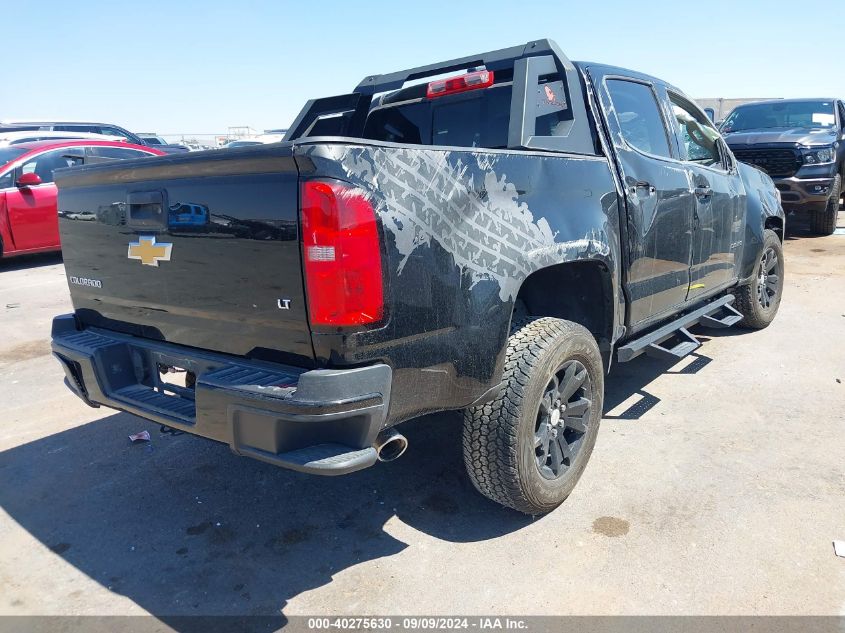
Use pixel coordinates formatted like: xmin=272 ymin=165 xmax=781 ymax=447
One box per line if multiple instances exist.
xmin=1 ymin=214 xmax=843 ymax=625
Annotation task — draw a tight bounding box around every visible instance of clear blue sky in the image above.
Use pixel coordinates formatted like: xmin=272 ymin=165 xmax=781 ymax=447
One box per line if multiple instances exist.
xmin=3 ymin=0 xmax=843 ymax=135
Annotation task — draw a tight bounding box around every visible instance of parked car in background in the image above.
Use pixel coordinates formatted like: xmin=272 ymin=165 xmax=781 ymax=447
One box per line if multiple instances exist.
xmin=721 ymin=99 xmax=845 ymax=234
xmin=139 ymin=135 xmax=168 ymax=145
xmin=168 ymin=202 xmax=209 ymax=227
xmin=221 ymin=134 xmax=285 ymax=149
xmin=221 ymin=139 xmax=263 ymax=149
xmin=0 ymin=140 xmax=164 ymax=260
xmin=138 ymin=135 xmax=190 ymax=154
xmin=254 ymin=133 xmax=285 ymax=144
xmin=0 ymin=130 xmax=126 ymax=147
xmin=1 ymin=120 xmax=143 ymax=143
xmin=0 ymin=121 xmax=187 ymax=155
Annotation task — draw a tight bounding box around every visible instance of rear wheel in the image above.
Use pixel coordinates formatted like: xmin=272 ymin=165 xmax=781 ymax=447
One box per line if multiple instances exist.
xmin=734 ymin=229 xmax=784 ymax=329
xmin=462 ymin=317 xmax=603 ymax=514
xmin=810 ymin=174 xmax=840 ymax=236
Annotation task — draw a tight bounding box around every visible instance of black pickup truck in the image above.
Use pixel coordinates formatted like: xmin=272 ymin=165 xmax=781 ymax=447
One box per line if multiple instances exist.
xmin=721 ymin=98 xmax=845 ymax=235
xmin=51 ymin=40 xmax=784 ymax=514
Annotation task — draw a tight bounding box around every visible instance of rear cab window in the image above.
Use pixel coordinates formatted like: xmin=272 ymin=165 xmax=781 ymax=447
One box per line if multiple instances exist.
xmin=363 ymin=83 xmax=514 ymax=149
xmin=363 ymin=63 xmax=587 ymax=153
xmin=286 ymin=44 xmax=598 ymax=157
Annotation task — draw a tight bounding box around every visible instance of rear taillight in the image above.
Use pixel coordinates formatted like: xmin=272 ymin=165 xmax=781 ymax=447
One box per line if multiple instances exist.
xmin=426 ymin=69 xmax=494 ymax=99
xmin=301 ymin=180 xmax=384 ymax=327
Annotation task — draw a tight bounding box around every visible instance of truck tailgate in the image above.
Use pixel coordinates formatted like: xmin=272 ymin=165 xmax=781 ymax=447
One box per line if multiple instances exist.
xmin=55 ymin=145 xmax=314 ymax=365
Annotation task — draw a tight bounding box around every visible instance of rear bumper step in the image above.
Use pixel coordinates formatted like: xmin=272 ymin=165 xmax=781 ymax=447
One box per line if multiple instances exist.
xmin=51 ymin=314 xmax=388 ymax=475
xmin=617 ymin=294 xmax=739 ymax=363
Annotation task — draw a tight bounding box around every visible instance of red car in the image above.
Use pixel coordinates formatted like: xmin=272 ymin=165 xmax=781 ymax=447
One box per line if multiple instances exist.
xmin=0 ymin=140 xmax=164 ymax=259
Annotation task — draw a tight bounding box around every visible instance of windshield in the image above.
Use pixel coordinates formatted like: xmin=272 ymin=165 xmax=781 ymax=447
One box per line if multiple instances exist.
xmin=722 ymin=101 xmax=836 ymax=133
xmin=0 ymin=146 xmax=28 ymax=168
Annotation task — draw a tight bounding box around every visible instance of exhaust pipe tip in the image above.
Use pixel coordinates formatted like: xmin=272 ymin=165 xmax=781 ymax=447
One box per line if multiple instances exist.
xmin=374 ymin=428 xmax=408 ymax=462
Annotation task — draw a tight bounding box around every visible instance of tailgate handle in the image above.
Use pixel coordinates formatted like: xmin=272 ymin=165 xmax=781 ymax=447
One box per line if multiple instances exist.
xmin=127 ymin=190 xmax=166 ymax=229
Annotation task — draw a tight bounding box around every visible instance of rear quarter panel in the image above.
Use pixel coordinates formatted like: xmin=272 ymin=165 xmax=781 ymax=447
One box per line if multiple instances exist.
xmin=296 ymin=140 xmax=622 ymax=424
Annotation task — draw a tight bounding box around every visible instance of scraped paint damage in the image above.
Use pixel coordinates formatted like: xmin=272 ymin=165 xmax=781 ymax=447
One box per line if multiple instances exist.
xmin=334 ymin=146 xmax=610 ymax=302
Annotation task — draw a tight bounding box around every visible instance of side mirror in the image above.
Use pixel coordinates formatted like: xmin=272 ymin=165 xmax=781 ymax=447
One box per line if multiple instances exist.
xmin=718 ymin=138 xmax=736 ymax=172
xmin=16 ymin=172 xmax=42 ymax=188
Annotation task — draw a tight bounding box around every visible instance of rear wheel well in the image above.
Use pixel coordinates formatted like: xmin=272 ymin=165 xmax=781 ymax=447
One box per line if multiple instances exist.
xmin=765 ymin=216 xmax=783 ymax=241
xmin=514 ymin=262 xmax=613 ymax=348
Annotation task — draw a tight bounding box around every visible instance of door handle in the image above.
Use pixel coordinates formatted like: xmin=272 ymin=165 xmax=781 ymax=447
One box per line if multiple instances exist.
xmin=694 ymin=185 xmax=712 ymax=199
xmin=127 ymin=190 xmax=167 ymax=230
xmin=629 ymin=181 xmax=656 ymax=196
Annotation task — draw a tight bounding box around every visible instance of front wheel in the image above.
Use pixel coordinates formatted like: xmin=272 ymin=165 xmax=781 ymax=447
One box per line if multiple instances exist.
xmin=810 ymin=174 xmax=840 ymax=236
xmin=733 ymin=228 xmax=784 ymax=329
xmin=462 ymin=317 xmax=604 ymax=514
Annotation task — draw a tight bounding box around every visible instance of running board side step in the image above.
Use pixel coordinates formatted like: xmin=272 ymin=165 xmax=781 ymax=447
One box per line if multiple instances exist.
xmin=699 ymin=302 xmax=743 ymax=329
xmin=617 ymin=295 xmax=738 ymax=363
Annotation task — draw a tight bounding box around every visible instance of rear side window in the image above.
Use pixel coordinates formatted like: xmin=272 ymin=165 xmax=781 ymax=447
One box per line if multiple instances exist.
xmin=98 ymin=126 xmax=133 ymax=140
xmin=606 ymin=79 xmax=672 ymax=159
xmin=54 ymin=124 xmax=99 ymax=134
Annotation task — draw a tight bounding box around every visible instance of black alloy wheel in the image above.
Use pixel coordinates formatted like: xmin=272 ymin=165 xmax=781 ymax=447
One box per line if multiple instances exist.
xmin=534 ymin=360 xmax=593 ymax=480
xmin=756 ymin=247 xmax=780 ymax=309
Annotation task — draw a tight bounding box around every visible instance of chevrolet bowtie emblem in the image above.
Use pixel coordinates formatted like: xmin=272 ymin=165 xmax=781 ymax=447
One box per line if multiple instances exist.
xmin=128 ymin=236 xmax=173 ymax=267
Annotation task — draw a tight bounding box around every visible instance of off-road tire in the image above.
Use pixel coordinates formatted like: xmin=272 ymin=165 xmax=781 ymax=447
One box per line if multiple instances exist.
xmin=462 ymin=317 xmax=603 ymax=514
xmin=734 ymin=229 xmax=784 ymax=329
xmin=810 ymin=174 xmax=840 ymax=236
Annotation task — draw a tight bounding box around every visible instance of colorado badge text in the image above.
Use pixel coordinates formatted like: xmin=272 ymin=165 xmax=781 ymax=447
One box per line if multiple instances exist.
xmin=68 ymin=276 xmax=102 ymax=288
xmin=128 ymin=235 xmax=173 ymax=267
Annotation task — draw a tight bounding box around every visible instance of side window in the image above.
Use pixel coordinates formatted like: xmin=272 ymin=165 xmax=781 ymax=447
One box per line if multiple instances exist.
xmin=54 ymin=124 xmax=99 ymax=134
xmin=98 ymin=126 xmax=132 ymax=140
xmin=86 ymin=146 xmax=151 ymax=160
xmin=668 ymin=93 xmax=722 ymax=168
xmin=0 ymin=171 xmax=13 ymax=189
xmin=605 ymin=79 xmax=672 ymax=158
xmin=18 ymin=149 xmax=85 ymax=184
